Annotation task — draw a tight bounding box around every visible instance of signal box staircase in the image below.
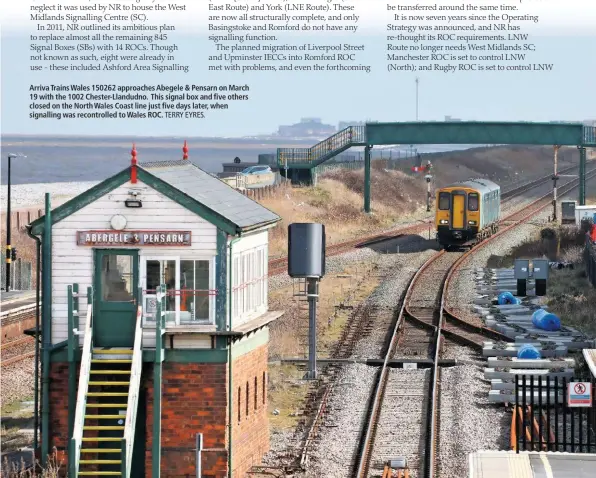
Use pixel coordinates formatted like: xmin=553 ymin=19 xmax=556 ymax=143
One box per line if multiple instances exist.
xmin=78 ymin=347 xmax=133 ymax=476
xmin=67 ymin=285 xmax=166 ymax=477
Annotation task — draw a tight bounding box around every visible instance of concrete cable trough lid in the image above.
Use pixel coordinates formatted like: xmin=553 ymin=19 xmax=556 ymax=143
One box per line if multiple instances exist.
xmin=482 ymin=341 xmax=568 ymax=357
xmin=473 ymin=266 xmax=594 ymax=404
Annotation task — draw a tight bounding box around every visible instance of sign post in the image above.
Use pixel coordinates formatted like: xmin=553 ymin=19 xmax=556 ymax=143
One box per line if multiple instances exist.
xmin=567 ymin=382 xmax=592 ymax=407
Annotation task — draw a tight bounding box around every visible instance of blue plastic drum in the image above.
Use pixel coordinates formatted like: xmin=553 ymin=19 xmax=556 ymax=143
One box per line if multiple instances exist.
xmin=497 ymin=291 xmax=521 ymax=305
xmin=517 ymin=343 xmax=541 ymax=359
xmin=531 ymin=308 xmax=561 ymax=331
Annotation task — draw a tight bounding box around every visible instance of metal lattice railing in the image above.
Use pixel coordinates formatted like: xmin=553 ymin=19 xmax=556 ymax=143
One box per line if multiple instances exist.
xmin=278 ymin=125 xmax=366 ymax=166
xmin=584 ymin=126 xmax=596 ymax=145
xmin=0 ymin=256 xmax=33 ymax=290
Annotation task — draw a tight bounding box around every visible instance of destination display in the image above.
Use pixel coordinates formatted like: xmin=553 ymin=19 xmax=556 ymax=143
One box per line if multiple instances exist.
xmin=77 ymin=230 xmax=192 ymax=246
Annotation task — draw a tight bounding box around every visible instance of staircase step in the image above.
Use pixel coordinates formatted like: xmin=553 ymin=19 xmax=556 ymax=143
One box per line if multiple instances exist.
xmin=93 ymin=348 xmax=133 ymax=354
xmin=85 ymin=403 xmax=128 ymax=408
xmin=79 ymin=473 xmax=121 ymax=476
xmin=83 ymin=426 xmax=125 ymax=431
xmin=85 ymin=415 xmax=126 ymax=419
xmin=90 ymin=370 xmax=131 ymax=374
xmin=92 ymin=359 xmax=132 ymax=364
xmin=81 ymin=449 xmax=121 ymax=453
xmin=88 ymin=381 xmax=130 ymax=386
xmin=80 ymin=460 xmax=122 ymax=465
xmin=87 ymin=392 xmax=128 ymax=397
xmin=82 ymin=437 xmax=121 ymax=442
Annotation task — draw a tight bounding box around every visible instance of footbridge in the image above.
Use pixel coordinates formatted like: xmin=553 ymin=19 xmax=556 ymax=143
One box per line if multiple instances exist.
xmin=277 ymin=121 xmax=596 ymax=212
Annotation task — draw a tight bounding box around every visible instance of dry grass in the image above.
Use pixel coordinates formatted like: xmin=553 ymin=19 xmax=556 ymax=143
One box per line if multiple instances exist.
xmin=267 ymin=261 xmax=381 ymax=430
xmin=1 ymin=449 xmax=63 ymax=478
xmin=486 ymin=226 xmax=587 ymax=268
xmin=268 ymin=261 xmax=381 ymax=360
xmin=261 ymin=168 xmax=427 ymax=257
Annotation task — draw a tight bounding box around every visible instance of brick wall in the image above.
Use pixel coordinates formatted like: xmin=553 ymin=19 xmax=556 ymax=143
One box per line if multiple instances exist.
xmin=231 ymin=343 xmax=269 ymax=478
xmin=48 ymin=349 xmax=270 ymax=478
xmin=1 ymin=305 xmax=37 ymax=340
xmin=145 ymin=362 xmax=229 ymax=478
xmin=49 ymin=362 xmax=72 ymax=473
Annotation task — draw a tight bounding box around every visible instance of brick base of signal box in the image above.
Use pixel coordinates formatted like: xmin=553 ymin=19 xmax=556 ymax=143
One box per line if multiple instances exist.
xmin=47 ymin=342 xmax=270 ymax=477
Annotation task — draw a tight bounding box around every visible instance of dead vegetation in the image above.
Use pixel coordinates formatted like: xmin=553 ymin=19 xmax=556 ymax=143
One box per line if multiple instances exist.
xmin=262 ymin=167 xmax=427 ymax=257
xmin=1 ymin=449 xmax=63 ymax=478
xmin=267 ymin=261 xmax=381 ymax=430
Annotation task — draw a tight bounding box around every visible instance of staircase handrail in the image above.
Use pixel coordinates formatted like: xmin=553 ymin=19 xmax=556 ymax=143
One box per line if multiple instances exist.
xmin=121 ymin=304 xmax=144 ymax=478
xmin=70 ymin=300 xmax=94 ymax=477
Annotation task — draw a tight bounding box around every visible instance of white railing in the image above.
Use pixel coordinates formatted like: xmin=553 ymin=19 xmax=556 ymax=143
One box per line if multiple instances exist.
xmin=70 ymin=302 xmax=93 ymax=477
xmin=121 ymin=305 xmax=144 ymax=478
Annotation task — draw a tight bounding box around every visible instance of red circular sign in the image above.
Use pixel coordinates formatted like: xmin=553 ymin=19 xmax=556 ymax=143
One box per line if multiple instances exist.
xmin=574 ymin=383 xmax=586 ymax=394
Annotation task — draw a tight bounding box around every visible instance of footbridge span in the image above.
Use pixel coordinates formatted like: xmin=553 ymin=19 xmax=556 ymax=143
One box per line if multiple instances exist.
xmin=277 ymin=121 xmax=596 ymax=212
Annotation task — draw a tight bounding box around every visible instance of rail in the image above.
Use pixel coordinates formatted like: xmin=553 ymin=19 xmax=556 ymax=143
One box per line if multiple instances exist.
xmin=359 ymin=166 xmax=596 ymax=477
xmin=354 ymin=253 xmax=438 ymax=478
xmin=121 ymin=300 xmax=144 ymax=478
xmin=69 ymin=293 xmax=94 ymax=478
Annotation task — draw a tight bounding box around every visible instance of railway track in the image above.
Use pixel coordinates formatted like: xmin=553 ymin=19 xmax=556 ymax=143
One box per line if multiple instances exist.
xmin=1 ymin=335 xmax=36 ymax=368
xmin=267 ymin=163 xmax=587 ymax=277
xmin=354 ymin=166 xmax=596 ymax=478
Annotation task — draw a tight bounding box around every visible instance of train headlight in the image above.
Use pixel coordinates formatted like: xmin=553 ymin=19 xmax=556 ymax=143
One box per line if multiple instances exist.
xmin=440 ymin=219 xmax=448 ymax=225
xmin=469 ymin=220 xmax=477 ymax=225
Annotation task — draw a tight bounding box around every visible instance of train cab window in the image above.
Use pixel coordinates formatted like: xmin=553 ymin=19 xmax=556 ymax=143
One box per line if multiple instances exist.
xmin=439 ymin=192 xmax=450 ymax=210
xmin=468 ymin=193 xmax=479 ymax=211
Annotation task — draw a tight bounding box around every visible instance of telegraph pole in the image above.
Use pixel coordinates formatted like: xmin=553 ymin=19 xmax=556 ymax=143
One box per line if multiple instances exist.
xmin=5 ymin=154 xmax=13 ymax=291
xmin=415 ymin=77 xmax=419 ymax=121
xmin=552 ymin=145 xmax=559 ymax=221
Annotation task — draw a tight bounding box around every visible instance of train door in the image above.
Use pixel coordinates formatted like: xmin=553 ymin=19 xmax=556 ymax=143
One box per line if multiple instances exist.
xmin=451 ymin=191 xmax=466 ymax=229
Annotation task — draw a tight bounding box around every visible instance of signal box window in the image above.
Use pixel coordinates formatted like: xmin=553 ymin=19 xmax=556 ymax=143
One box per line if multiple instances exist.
xmin=468 ymin=193 xmax=479 ymax=211
xmin=439 ymin=192 xmax=450 ymax=210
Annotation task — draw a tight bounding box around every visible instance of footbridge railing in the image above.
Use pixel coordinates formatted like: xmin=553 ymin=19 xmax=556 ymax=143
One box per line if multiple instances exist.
xmin=277 ymin=125 xmax=366 ymax=168
xmin=584 ymin=126 xmax=596 ymax=146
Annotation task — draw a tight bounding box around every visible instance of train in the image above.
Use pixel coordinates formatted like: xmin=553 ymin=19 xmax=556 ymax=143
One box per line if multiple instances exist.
xmin=435 ymin=178 xmax=501 ymax=250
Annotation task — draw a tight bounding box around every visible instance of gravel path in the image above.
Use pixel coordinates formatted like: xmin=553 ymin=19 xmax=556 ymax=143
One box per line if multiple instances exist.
xmin=296 ymin=363 xmax=378 ymax=478
xmin=1 ymin=358 xmax=37 ymax=406
xmin=437 ymin=345 xmax=509 ymax=478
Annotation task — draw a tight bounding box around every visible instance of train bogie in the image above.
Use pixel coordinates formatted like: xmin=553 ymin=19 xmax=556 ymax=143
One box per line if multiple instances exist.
xmin=435 ymin=179 xmax=501 ymax=248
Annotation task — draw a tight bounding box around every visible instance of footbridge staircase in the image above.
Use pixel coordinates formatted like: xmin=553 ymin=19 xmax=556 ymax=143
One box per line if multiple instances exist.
xmin=277 ymin=125 xmax=366 ymax=171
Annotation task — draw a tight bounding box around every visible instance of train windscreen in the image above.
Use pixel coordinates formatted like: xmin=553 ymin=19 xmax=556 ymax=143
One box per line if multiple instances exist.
xmin=439 ymin=192 xmax=450 ymax=210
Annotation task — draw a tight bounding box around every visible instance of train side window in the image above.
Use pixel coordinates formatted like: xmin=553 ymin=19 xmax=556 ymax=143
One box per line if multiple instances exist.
xmin=439 ymin=192 xmax=450 ymax=210
xmin=468 ymin=193 xmax=479 ymax=211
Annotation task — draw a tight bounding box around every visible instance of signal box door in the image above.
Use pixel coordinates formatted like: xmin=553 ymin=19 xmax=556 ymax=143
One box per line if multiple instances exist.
xmin=94 ymin=249 xmax=139 ymax=347
xmin=451 ymin=192 xmax=466 ymax=229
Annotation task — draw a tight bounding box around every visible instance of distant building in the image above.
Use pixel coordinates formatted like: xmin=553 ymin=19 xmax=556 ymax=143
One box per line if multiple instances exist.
xmin=277 ymin=118 xmax=336 ymax=138
xmin=444 ymin=115 xmax=462 ymax=122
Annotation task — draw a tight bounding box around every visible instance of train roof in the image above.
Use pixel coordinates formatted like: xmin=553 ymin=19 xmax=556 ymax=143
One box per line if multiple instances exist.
xmin=448 ymin=178 xmax=500 ymax=195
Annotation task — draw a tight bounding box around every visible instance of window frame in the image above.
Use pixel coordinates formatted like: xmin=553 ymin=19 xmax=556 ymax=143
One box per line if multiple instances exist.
xmin=231 ymin=245 xmax=268 ymax=324
xmin=468 ymin=193 xmax=479 ymax=212
xmin=438 ymin=191 xmax=451 ymax=210
xmin=140 ymin=255 xmax=216 ymax=327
